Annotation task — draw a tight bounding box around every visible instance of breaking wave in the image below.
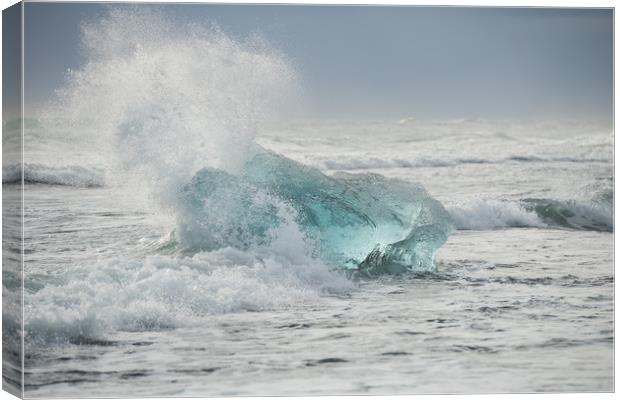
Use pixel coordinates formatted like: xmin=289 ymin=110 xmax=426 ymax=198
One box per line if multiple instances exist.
xmin=449 ymin=195 xmax=612 ymax=232
xmin=320 ymin=155 xmax=608 ymax=171
xmin=20 ymin=248 xmax=353 ymax=346
xmin=523 ymin=197 xmax=612 ymax=232
xmin=448 ymin=199 xmax=546 ymax=230
xmin=3 ymin=163 xmax=104 ymax=187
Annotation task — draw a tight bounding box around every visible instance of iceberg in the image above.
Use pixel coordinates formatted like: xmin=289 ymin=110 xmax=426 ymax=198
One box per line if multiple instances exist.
xmin=176 ymin=146 xmax=453 ymax=275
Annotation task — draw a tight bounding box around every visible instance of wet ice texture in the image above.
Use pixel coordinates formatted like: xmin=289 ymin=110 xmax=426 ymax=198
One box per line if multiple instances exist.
xmin=176 ymin=147 xmax=452 ymax=274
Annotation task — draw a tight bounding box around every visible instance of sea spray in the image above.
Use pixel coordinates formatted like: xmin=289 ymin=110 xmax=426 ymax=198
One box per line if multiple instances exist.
xmin=43 ymin=7 xmax=453 ymax=274
xmin=17 ymin=7 xmax=457 ymax=349
xmin=46 ymin=6 xmax=297 ymax=208
xmin=21 ymin=7 xmax=353 ymax=346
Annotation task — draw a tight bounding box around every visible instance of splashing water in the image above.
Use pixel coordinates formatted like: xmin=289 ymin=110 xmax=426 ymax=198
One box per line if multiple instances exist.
xmin=41 ymin=7 xmax=451 ymax=275
xmin=47 ymin=7 xmax=297 ymax=204
xmin=4 ymin=8 xmax=612 ymax=396
xmin=12 ymin=8 xmax=455 ymax=349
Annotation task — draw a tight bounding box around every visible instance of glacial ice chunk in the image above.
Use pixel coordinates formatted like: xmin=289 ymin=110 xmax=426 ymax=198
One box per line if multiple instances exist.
xmin=176 ymin=146 xmax=452 ymax=274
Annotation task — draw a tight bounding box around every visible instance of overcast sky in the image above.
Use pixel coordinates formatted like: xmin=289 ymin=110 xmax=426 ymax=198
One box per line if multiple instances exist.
xmin=16 ymin=3 xmax=614 ymax=120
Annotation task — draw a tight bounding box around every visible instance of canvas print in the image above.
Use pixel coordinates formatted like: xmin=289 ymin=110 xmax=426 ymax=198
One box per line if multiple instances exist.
xmin=2 ymin=2 xmax=614 ymax=397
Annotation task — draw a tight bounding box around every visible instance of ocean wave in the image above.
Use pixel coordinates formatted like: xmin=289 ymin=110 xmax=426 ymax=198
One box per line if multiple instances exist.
xmin=19 ymin=247 xmax=353 ymax=346
xmin=448 ymin=200 xmax=546 ymax=230
xmin=523 ymin=197 xmax=612 ymax=232
xmin=320 ymin=155 xmax=609 ymax=171
xmin=3 ymin=163 xmax=104 ymax=187
xmin=448 ymin=197 xmax=612 ymax=232
xmin=505 ymin=155 xmax=607 ymax=163
xmin=322 ymin=157 xmax=490 ymax=170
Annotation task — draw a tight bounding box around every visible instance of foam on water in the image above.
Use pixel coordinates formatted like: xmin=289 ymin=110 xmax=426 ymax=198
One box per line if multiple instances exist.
xmin=448 ymin=189 xmax=612 ymax=232
xmin=448 ymin=199 xmax=546 ymax=230
xmin=22 ymin=247 xmax=352 ymax=347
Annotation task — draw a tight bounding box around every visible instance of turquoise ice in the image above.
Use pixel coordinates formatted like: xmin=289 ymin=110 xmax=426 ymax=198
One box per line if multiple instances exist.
xmin=177 ymin=147 xmax=453 ymax=275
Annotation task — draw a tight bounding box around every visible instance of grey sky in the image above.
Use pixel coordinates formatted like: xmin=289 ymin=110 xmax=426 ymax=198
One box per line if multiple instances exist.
xmin=19 ymin=3 xmax=614 ymax=120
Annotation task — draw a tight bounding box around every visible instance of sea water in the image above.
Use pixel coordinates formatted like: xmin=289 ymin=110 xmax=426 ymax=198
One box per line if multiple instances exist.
xmin=2 ymin=8 xmax=613 ymax=396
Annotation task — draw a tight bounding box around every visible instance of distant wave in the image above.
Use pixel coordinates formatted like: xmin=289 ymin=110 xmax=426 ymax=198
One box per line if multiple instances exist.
xmin=3 ymin=163 xmax=104 ymax=187
xmin=523 ymin=197 xmax=612 ymax=232
xmin=322 ymin=157 xmax=491 ymax=170
xmin=321 ymin=155 xmax=609 ymax=171
xmin=449 ymin=197 xmax=612 ymax=232
xmin=448 ymin=199 xmax=546 ymax=230
xmin=505 ymin=155 xmax=607 ymax=163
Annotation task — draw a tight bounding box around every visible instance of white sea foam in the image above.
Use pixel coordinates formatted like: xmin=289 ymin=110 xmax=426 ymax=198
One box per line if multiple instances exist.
xmin=448 ymin=199 xmax=545 ymax=230
xmin=24 ymin=246 xmax=352 ymax=345
xmin=448 ymin=195 xmax=612 ymax=232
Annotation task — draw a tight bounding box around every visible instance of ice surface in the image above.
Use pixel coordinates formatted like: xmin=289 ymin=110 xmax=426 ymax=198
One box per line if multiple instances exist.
xmin=177 ymin=147 xmax=452 ymax=274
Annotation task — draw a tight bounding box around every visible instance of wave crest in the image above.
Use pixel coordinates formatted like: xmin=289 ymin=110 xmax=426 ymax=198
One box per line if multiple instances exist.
xmin=22 ymin=248 xmax=352 ymax=346
xmin=3 ymin=163 xmax=104 ymax=187
xmin=319 ymin=155 xmax=608 ymax=171
xmin=448 ymin=199 xmax=545 ymax=230
xmin=448 ymin=196 xmax=612 ymax=232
